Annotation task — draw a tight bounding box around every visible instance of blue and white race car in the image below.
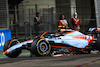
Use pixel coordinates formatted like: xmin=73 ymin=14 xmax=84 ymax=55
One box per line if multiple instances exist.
xmin=3 ymin=29 xmax=100 ymax=58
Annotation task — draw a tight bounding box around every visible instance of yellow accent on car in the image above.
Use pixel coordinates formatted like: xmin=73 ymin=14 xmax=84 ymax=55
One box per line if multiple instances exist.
xmin=36 ymin=39 xmax=51 ymax=56
xmin=58 ymin=25 xmax=65 ymax=28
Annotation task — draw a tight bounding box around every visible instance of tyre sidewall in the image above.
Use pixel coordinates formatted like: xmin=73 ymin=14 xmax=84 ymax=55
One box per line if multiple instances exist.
xmin=31 ymin=38 xmax=51 ymax=56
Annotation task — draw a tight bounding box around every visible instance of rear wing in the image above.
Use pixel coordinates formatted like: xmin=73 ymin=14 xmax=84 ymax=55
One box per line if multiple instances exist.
xmin=88 ymin=28 xmax=100 ymax=40
xmin=89 ymin=28 xmax=100 ymax=32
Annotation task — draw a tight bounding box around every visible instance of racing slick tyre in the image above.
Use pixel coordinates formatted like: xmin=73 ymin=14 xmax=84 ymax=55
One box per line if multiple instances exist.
xmin=31 ymin=38 xmax=51 ymax=56
xmin=3 ymin=39 xmax=22 ymax=58
xmin=95 ymin=37 xmax=100 ymax=51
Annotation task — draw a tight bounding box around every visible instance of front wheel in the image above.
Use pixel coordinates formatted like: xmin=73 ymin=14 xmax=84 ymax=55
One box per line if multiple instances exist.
xmin=31 ymin=38 xmax=51 ymax=56
xmin=3 ymin=39 xmax=22 ymax=58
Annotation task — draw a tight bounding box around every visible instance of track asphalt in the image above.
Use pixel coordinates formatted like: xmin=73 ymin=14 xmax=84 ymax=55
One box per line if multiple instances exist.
xmin=1 ymin=50 xmax=100 ymax=67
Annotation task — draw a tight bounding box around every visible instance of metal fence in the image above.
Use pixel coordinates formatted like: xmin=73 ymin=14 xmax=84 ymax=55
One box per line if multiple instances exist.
xmin=9 ymin=6 xmax=96 ymax=40
xmin=9 ymin=8 xmax=57 ymax=40
xmin=0 ymin=0 xmax=8 ymax=28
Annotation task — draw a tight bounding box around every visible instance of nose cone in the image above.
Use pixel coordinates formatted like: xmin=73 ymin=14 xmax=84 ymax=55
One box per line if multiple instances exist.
xmin=3 ymin=50 xmax=8 ymax=55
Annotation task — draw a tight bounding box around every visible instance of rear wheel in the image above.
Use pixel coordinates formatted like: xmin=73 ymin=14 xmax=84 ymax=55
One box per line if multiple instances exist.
xmin=31 ymin=38 xmax=51 ymax=56
xmin=95 ymin=37 xmax=100 ymax=51
xmin=3 ymin=39 xmax=22 ymax=58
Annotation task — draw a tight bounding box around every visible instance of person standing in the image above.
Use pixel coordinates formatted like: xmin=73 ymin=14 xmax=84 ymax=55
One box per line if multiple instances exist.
xmin=34 ymin=12 xmax=42 ymax=36
xmin=71 ymin=13 xmax=81 ymax=31
xmin=58 ymin=14 xmax=69 ymax=29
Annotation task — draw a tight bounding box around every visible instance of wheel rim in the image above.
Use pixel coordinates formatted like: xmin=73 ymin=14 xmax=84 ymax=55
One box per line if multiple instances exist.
xmin=40 ymin=42 xmax=48 ymax=52
xmin=41 ymin=44 xmax=46 ymax=50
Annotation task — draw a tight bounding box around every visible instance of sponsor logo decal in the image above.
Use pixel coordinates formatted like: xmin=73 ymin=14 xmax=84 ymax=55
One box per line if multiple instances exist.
xmin=0 ymin=32 xmax=5 ymax=47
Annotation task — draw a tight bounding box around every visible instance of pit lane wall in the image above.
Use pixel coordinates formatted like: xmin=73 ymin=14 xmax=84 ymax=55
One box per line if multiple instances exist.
xmin=0 ymin=29 xmax=11 ymax=50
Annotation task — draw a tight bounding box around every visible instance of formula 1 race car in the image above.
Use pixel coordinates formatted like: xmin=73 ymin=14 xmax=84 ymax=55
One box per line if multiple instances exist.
xmin=3 ymin=29 xmax=100 ymax=58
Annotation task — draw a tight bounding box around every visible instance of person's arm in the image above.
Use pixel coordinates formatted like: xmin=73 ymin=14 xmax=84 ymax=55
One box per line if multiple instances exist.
xmin=76 ymin=19 xmax=81 ymax=25
xmin=71 ymin=18 xmax=75 ymax=25
xmin=34 ymin=17 xmax=42 ymax=23
xmin=73 ymin=18 xmax=77 ymax=25
xmin=71 ymin=18 xmax=76 ymax=29
xmin=58 ymin=21 xmax=62 ymax=29
xmin=34 ymin=17 xmax=37 ymax=22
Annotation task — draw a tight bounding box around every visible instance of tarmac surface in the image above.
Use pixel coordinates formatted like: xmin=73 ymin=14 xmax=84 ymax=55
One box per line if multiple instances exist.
xmin=1 ymin=50 xmax=100 ymax=67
